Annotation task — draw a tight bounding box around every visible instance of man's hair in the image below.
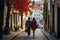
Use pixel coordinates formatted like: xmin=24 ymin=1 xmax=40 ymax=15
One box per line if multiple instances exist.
xmin=28 ymin=17 xmax=30 ymax=19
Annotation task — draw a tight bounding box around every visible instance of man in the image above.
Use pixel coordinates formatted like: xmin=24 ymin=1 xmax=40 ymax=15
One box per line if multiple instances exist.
xmin=25 ymin=17 xmax=32 ymax=36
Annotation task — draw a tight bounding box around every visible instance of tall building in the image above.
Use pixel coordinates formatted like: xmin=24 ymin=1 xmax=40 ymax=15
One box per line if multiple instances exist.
xmin=46 ymin=0 xmax=60 ymax=38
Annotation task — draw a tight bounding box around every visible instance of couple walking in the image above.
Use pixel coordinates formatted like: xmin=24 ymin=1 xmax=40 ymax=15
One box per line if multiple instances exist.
xmin=25 ymin=17 xmax=37 ymax=38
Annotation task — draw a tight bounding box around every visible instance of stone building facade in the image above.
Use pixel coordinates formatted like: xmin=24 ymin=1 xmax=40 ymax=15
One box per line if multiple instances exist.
xmin=46 ymin=0 xmax=60 ymax=38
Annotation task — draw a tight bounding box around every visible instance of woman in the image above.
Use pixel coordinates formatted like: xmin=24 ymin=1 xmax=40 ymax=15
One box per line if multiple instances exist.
xmin=31 ymin=18 xmax=37 ymax=38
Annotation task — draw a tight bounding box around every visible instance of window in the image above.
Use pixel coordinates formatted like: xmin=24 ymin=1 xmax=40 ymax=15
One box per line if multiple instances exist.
xmin=37 ymin=18 xmax=38 ymax=20
xmin=39 ymin=15 xmax=40 ymax=16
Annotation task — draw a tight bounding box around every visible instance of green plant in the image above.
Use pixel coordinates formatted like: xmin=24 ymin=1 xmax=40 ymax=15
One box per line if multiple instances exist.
xmin=43 ymin=1 xmax=48 ymax=30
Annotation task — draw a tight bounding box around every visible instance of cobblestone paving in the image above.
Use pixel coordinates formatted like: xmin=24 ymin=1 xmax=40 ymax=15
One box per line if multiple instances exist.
xmin=13 ymin=29 xmax=48 ymax=40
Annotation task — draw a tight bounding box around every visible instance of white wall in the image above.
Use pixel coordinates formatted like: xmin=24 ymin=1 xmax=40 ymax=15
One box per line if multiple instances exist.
xmin=31 ymin=9 xmax=43 ymax=28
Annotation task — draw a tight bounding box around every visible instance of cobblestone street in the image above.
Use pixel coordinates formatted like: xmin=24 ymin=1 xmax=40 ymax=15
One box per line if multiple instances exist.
xmin=13 ymin=29 xmax=48 ymax=40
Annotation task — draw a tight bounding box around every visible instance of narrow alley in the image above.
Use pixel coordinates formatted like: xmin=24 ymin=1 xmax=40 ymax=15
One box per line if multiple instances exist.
xmin=1 ymin=0 xmax=60 ymax=40
xmin=12 ymin=29 xmax=48 ymax=40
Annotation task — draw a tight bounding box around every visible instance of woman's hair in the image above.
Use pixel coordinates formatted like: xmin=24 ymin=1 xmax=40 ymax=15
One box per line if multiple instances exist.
xmin=33 ymin=18 xmax=35 ymax=20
